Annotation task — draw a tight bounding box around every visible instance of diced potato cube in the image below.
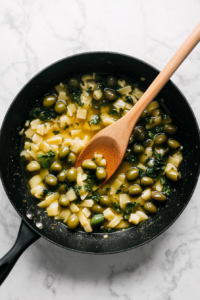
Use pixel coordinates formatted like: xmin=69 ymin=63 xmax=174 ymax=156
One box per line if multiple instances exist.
xmin=132 ymin=87 xmax=144 ymax=99
xmin=103 ymin=208 xmax=116 ymax=221
xmin=129 ymin=213 xmax=140 ymax=225
xmin=67 ymin=103 xmax=77 ymax=116
xmin=146 ymin=116 xmax=162 ymax=129
xmin=101 ymin=113 xmax=115 ymax=126
xmin=116 ymin=221 xmax=130 ymax=229
xmin=113 ymin=99 xmax=126 ymax=109
xmin=39 ymin=141 xmax=51 ymax=152
xmin=147 ymin=101 xmax=160 ymax=113
xmin=167 ymin=156 xmax=180 ymax=168
xmin=118 ymin=174 xmax=125 ymax=183
xmin=84 ymin=223 xmax=92 ymax=232
xmin=46 ymin=136 xmax=62 ymax=145
xmin=38 ymin=192 xmax=59 ymax=208
xmin=140 ymin=147 xmax=153 ymax=163
xmin=78 ymin=211 xmax=89 ymax=227
xmin=30 ymin=119 xmax=42 ymax=130
xmin=83 ymin=122 xmax=91 ymax=131
xmin=47 ymin=200 xmax=60 ymax=216
xmin=107 ymin=216 xmax=122 ymax=228
xmin=152 ymin=179 xmax=163 ymax=192
xmin=93 ymin=89 xmax=103 ymax=100
xmin=71 ymin=130 xmax=82 ymax=137
xmin=125 ymin=103 xmax=133 ymax=110
xmin=58 ymin=91 xmax=67 ymax=100
xmin=172 ymin=152 xmax=183 ymax=162
xmin=164 ymin=163 xmax=177 ymax=173
xmin=70 ymin=203 xmax=79 ymax=213
xmin=32 ymin=133 xmax=43 ymax=144
xmin=55 ymin=209 xmax=71 ymax=221
xmin=141 ymin=188 xmax=151 ymax=200
xmin=70 ymin=137 xmax=81 ymax=153
xmin=94 ymin=153 xmax=103 ymax=163
xmin=117 ymin=79 xmax=126 ymax=87
xmin=66 ymin=189 xmax=77 ymax=201
xmin=26 ymin=149 xmax=37 ymax=160
xmin=29 ymin=175 xmax=42 ymax=189
xmin=31 ymin=143 xmax=39 ymax=152
xmin=63 ymin=139 xmax=73 ymax=146
xmin=30 ymin=183 xmax=45 ymax=198
xmin=36 ymin=124 xmax=45 ymax=136
xmin=110 ymin=179 xmax=123 ymax=195
xmin=24 ymin=142 xmax=31 ymax=150
xmin=136 ymin=211 xmax=148 ymax=222
xmin=137 ymin=163 xmax=147 ymax=171
xmin=100 ymin=106 xmax=110 ymax=113
xmin=20 ymin=150 xmax=31 ymax=160
xmin=82 ymin=207 xmax=91 ymax=218
xmin=91 ymin=124 xmax=101 ymax=131
xmin=25 ymin=127 xmax=36 ymax=138
xmin=40 ymin=169 xmax=49 ymax=179
xmin=79 ymin=200 xmax=94 ymax=207
xmin=120 ymin=194 xmax=131 ymax=210
xmin=77 ymin=107 xmax=87 ymax=119
xmin=81 ymin=173 xmax=87 ymax=181
xmin=118 ymin=85 xmax=132 ymax=95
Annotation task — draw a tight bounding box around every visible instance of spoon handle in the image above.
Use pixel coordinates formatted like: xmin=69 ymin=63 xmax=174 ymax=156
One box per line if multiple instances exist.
xmin=128 ymin=22 xmax=200 ymax=124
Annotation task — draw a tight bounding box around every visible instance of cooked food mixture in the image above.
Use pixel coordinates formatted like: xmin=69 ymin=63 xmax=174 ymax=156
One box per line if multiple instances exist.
xmin=20 ymin=74 xmax=183 ymax=233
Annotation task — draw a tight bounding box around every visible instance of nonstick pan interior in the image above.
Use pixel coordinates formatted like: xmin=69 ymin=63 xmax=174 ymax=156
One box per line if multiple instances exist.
xmin=0 ymin=52 xmax=200 ymax=254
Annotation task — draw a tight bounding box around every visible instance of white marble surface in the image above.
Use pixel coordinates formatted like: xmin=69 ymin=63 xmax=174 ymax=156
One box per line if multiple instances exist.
xmin=0 ymin=0 xmax=200 ymax=298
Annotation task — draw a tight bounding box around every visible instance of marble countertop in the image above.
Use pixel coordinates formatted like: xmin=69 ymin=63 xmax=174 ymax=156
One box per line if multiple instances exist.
xmin=0 ymin=0 xmax=200 ymax=299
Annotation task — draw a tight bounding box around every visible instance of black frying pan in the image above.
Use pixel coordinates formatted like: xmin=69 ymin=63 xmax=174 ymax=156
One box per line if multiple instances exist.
xmin=0 ymin=52 xmax=200 ymax=285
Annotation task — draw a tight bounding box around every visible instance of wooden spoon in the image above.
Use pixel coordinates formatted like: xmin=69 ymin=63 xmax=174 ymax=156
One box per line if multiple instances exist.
xmin=75 ymin=22 xmax=200 ymax=183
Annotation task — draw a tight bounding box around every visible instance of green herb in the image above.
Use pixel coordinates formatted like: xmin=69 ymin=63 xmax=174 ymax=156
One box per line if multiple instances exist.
xmin=145 ymin=117 xmax=150 ymax=124
xmin=92 ymin=99 xmax=100 ymax=110
xmin=91 ymin=193 xmax=100 ymax=203
xmin=109 ymin=108 xmax=122 ymax=117
xmin=42 ymin=188 xmax=49 ymax=198
xmin=91 ymin=157 xmax=96 ymax=161
xmin=155 ymin=124 xmax=164 ymax=133
xmin=116 ymin=188 xmax=121 ymax=194
xmin=76 ymin=123 xmax=79 ymax=126
xmin=106 ymin=187 xmax=111 ymax=191
xmin=124 ymin=155 xmax=139 ymax=164
xmin=53 ymin=130 xmax=59 ymax=135
xmin=123 ymin=202 xmax=139 ymax=220
xmin=162 ymin=185 xmax=171 ymax=196
xmin=71 ymin=89 xmax=84 ymax=106
xmin=78 ymin=186 xmax=82 ymax=190
xmin=75 ymin=198 xmax=81 ymax=205
xmin=37 ymin=150 xmax=55 ymax=169
xmin=162 ymin=114 xmax=168 ymax=120
xmin=151 ymin=118 xmax=155 ymax=124
xmin=112 ymin=202 xmax=122 ymax=214
xmin=149 ymin=132 xmax=155 ymax=139
xmin=29 ymin=107 xmax=57 ymax=121
xmin=137 ymin=167 xmax=146 ymax=177
xmin=145 ymin=167 xmax=157 ymax=179
xmin=84 ymin=179 xmax=92 ymax=192
xmin=100 ymin=100 xmax=108 ymax=107
xmin=28 ymin=147 xmax=31 ymax=150
xmin=125 ymin=96 xmax=133 ymax=105
xmin=81 ymin=80 xmax=85 ymax=86
xmin=153 ymin=153 xmax=166 ymax=171
xmin=160 ymin=176 xmax=168 ymax=185
xmin=90 ymin=115 xmax=100 ymax=125
xmin=86 ymin=87 xmax=92 ymax=94
xmin=64 ymin=124 xmax=69 ymax=130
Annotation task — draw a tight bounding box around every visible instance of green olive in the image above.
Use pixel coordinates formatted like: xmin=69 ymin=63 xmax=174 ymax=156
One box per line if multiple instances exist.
xmin=163 ymin=124 xmax=177 ymax=135
xmin=144 ymin=202 xmax=157 ymax=213
xmin=167 ymin=139 xmax=180 ymax=149
xmin=91 ymin=204 xmax=104 ymax=214
xmin=26 ymin=161 xmax=41 ymax=172
xmin=90 ymin=214 xmax=104 ymax=226
xmin=100 ymin=196 xmax=111 ymax=207
xmin=59 ymin=195 xmax=70 ymax=207
xmin=151 ymin=191 xmax=166 ymax=201
xmin=166 ymin=169 xmax=181 ymax=181
xmin=57 ymin=171 xmax=66 ymax=182
xmin=126 ymin=167 xmax=139 ymax=181
xmin=58 ymin=184 xmax=66 ymax=193
xmin=43 ymin=94 xmax=57 ymax=108
xmin=66 ymin=168 xmax=77 ymax=182
xmin=96 ymin=167 xmax=107 ymax=180
xmin=124 ymin=148 xmax=132 ymax=158
xmin=82 ymin=159 xmax=97 ymax=170
xmin=97 ymin=184 xmax=110 ymax=195
xmin=59 ymin=146 xmax=70 ymax=159
xmin=128 ymin=134 xmax=134 ymax=144
xmin=50 ymin=162 xmax=62 ymax=173
xmin=107 ymin=76 xmax=117 ymax=87
xmin=129 ymin=184 xmax=142 ymax=196
xmin=54 ymin=101 xmax=67 ymax=114
xmin=67 ymin=214 xmax=79 ymax=230
xmin=154 ymin=133 xmax=167 ymax=145
xmin=141 ymin=177 xmax=154 ymax=186
xmin=45 ymin=174 xmax=57 ymax=187
xmin=133 ymin=144 xmax=145 ymax=154
xmin=67 ymin=152 xmax=77 ymax=165
xmin=68 ymin=78 xmax=80 ymax=88
xmin=134 ymin=126 xmax=147 ymax=141
xmin=141 ymin=110 xmax=148 ymax=118
xmin=103 ymin=89 xmax=117 ymax=101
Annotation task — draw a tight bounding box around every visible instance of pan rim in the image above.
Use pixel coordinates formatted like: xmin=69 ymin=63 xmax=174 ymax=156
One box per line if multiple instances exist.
xmin=0 ymin=51 xmax=200 ymax=254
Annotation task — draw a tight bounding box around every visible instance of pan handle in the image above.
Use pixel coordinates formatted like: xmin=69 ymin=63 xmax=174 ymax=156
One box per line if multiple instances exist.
xmin=0 ymin=220 xmax=40 ymax=285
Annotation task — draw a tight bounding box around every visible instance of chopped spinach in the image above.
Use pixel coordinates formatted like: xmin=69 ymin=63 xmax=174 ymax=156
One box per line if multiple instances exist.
xmin=71 ymin=89 xmax=84 ymax=106
xmin=90 ymin=115 xmax=100 ymax=125
xmin=53 ymin=130 xmax=59 ymax=135
xmin=37 ymin=150 xmax=55 ymax=169
xmin=92 ymin=99 xmax=100 ymax=110
xmin=86 ymin=87 xmax=92 ymax=94
xmin=112 ymin=202 xmax=122 ymax=214
xmin=124 ymin=155 xmax=139 ymax=164
xmin=162 ymin=114 xmax=168 ymax=120
xmin=125 ymin=96 xmax=133 ymax=105
xmin=42 ymin=188 xmax=49 ymax=198
xmin=155 ymin=124 xmax=164 ymax=133
xmin=100 ymin=100 xmax=108 ymax=107
xmin=109 ymin=108 xmax=122 ymax=117
xmin=123 ymin=202 xmax=140 ymax=220
xmin=162 ymin=185 xmax=171 ymax=196
xmin=29 ymin=107 xmax=57 ymax=121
